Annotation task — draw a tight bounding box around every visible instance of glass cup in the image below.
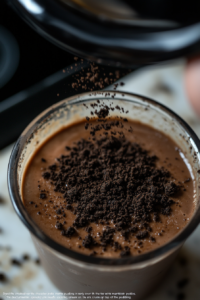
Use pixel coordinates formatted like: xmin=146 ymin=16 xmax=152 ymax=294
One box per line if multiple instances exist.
xmin=8 ymin=91 xmax=200 ymax=300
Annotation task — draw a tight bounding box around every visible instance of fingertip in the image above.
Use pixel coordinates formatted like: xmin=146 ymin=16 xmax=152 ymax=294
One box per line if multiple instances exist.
xmin=185 ymin=55 xmax=200 ymax=116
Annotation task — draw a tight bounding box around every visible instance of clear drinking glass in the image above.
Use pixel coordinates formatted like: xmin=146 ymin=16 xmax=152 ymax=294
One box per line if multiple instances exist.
xmin=8 ymin=91 xmax=200 ymax=300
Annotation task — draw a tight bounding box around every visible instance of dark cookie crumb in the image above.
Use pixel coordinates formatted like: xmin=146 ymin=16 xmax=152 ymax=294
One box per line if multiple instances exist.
xmin=42 ymin=172 xmax=51 ymax=180
xmin=62 ymin=226 xmax=76 ymax=237
xmin=136 ymin=231 xmax=149 ymax=240
xmin=22 ymin=254 xmax=30 ymax=261
xmin=82 ymin=235 xmax=94 ymax=248
xmin=11 ymin=258 xmax=21 ymax=267
xmin=85 ymin=226 xmax=92 ymax=233
xmin=0 ymin=273 xmax=7 ymax=282
xmin=150 ymin=236 xmax=156 ymax=242
xmin=165 ymin=181 xmax=179 ymax=196
xmin=94 ymin=108 xmax=109 ymax=119
xmin=66 ymin=204 xmax=73 ymax=211
xmin=35 ymin=258 xmax=41 ymax=265
xmin=49 ymin=164 xmax=57 ymax=171
xmin=120 ymin=246 xmax=130 ymax=257
xmin=40 ymin=193 xmax=47 ymax=199
xmin=113 ymin=241 xmax=122 ymax=251
xmin=89 ymin=251 xmax=97 ymax=256
xmin=55 ymin=222 xmax=63 ymax=230
xmin=0 ymin=196 xmax=5 ymax=205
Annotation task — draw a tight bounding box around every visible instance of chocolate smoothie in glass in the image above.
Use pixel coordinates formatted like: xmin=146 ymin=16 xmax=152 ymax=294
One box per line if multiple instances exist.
xmin=8 ymin=92 xmax=200 ymax=300
xmin=22 ymin=114 xmax=195 ymax=258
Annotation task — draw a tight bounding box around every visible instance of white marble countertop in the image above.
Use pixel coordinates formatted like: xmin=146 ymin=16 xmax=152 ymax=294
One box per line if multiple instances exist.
xmin=0 ymin=59 xmax=200 ymax=300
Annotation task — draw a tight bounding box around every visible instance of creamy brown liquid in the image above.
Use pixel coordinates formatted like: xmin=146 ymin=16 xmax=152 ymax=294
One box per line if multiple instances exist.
xmin=22 ymin=120 xmax=195 ymax=257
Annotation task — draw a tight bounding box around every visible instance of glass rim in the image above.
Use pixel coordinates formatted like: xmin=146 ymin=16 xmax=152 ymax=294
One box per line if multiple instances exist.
xmin=7 ymin=90 xmax=200 ymax=267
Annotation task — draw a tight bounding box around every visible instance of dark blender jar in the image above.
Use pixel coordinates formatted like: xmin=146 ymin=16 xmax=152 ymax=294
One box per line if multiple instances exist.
xmin=7 ymin=0 xmax=200 ymax=66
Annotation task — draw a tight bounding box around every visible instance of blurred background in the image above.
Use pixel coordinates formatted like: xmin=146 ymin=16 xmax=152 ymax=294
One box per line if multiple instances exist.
xmin=0 ymin=1 xmax=200 ymax=299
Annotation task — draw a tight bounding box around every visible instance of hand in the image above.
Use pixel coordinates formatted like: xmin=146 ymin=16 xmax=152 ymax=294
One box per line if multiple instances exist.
xmin=185 ymin=55 xmax=200 ymax=116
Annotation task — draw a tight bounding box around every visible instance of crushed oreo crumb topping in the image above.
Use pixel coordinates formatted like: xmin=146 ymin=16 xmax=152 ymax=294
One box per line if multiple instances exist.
xmin=41 ymin=112 xmax=179 ymax=255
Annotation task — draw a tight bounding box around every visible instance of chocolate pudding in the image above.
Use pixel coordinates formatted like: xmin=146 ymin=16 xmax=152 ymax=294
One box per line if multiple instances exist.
xmin=22 ymin=106 xmax=195 ymax=258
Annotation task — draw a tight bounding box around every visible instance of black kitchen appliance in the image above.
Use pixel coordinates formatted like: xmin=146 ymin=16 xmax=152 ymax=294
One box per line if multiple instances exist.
xmin=7 ymin=0 xmax=200 ymax=66
xmin=0 ymin=1 xmax=129 ymax=149
xmin=1 ymin=0 xmax=200 ymax=149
